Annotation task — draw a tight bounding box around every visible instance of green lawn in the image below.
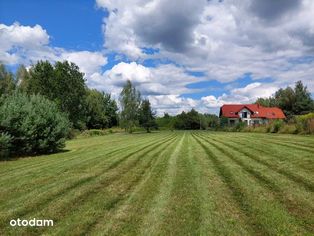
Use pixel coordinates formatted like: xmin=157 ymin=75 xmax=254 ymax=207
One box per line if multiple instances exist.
xmin=0 ymin=131 xmax=313 ymax=235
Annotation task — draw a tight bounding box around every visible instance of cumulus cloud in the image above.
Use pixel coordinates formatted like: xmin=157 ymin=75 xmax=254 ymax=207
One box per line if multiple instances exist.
xmin=2 ymin=1 xmax=314 ymax=115
xmin=0 ymin=23 xmax=107 ymax=76
xmin=97 ymin=0 xmax=314 ymax=93
xmin=88 ymin=62 xmax=200 ymax=98
xmin=61 ymin=51 xmax=107 ymax=76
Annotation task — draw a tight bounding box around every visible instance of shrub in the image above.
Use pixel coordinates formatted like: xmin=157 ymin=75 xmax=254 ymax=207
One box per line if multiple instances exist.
xmin=0 ymin=132 xmax=12 ymax=158
xmin=0 ymin=93 xmax=70 ymax=156
xmin=269 ymin=120 xmax=284 ymax=133
xmin=233 ymin=121 xmax=246 ymax=132
xmin=296 ymin=113 xmax=314 ymax=134
xmin=81 ymin=129 xmax=107 ymax=137
xmin=278 ymin=124 xmax=298 ymax=134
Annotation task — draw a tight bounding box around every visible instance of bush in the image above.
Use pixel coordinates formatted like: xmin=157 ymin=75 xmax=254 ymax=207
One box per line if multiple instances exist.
xmin=0 ymin=93 xmax=70 ymax=156
xmin=81 ymin=129 xmax=107 ymax=137
xmin=0 ymin=132 xmax=12 ymax=158
xmin=269 ymin=120 xmax=284 ymax=133
xmin=296 ymin=113 xmax=314 ymax=134
xmin=233 ymin=121 xmax=246 ymax=132
xmin=278 ymin=124 xmax=298 ymax=134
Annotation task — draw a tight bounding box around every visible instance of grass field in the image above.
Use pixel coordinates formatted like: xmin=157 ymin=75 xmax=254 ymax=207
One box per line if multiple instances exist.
xmin=0 ymin=131 xmax=313 ymax=235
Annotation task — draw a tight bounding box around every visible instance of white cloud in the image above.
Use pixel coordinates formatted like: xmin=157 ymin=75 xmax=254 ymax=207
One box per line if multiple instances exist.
xmin=97 ymin=0 xmax=314 ymax=93
xmin=61 ymin=51 xmax=107 ymax=76
xmin=0 ymin=23 xmax=108 ymax=76
xmin=87 ymin=62 xmax=200 ymax=99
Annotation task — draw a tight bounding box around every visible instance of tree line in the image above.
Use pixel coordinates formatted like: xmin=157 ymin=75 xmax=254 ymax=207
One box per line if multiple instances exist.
xmin=0 ymin=61 xmax=159 ymax=158
xmin=0 ymin=61 xmax=119 ymax=157
xmin=256 ymin=81 xmax=314 ymax=119
xmin=156 ymin=109 xmax=219 ymax=130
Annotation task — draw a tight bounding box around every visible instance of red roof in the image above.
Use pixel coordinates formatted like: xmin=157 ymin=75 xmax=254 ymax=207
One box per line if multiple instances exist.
xmin=219 ymin=104 xmax=286 ymax=119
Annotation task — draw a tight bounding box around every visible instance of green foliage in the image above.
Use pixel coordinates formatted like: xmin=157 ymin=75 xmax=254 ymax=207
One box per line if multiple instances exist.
xmin=0 ymin=132 xmax=12 ymax=158
xmin=139 ymin=99 xmax=157 ymax=132
xmin=156 ymin=113 xmax=176 ymax=130
xmin=119 ymin=80 xmax=141 ymax=133
xmin=293 ymin=81 xmax=314 ymax=115
xmin=80 ymin=129 xmax=107 ymax=137
xmin=256 ymin=81 xmax=314 ymax=118
xmin=103 ymin=93 xmax=118 ymax=127
xmin=255 ymin=97 xmax=278 ymax=107
xmin=0 ymin=64 xmax=16 ymax=95
xmin=16 ymin=65 xmax=30 ymax=93
xmin=0 ymin=93 xmax=70 ymax=156
xmin=174 ymin=109 xmax=201 ymax=130
xmin=219 ymin=116 xmax=229 ymax=128
xmin=85 ymin=89 xmax=109 ymax=129
xmin=234 ymin=121 xmax=246 ymax=132
xmin=27 ymin=61 xmax=87 ymax=129
xmin=295 ymin=113 xmax=314 ymax=134
xmin=269 ymin=120 xmax=284 ymax=133
xmin=157 ymin=111 xmax=219 ymax=130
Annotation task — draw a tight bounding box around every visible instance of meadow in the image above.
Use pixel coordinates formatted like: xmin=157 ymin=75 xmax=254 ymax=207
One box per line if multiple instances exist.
xmin=0 ymin=131 xmax=313 ymax=235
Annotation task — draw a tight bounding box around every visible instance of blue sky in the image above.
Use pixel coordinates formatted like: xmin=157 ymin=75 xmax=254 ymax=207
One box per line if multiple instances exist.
xmin=1 ymin=0 xmax=314 ymax=115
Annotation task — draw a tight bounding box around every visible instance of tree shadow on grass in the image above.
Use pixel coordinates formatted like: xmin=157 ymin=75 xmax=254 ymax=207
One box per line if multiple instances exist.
xmin=0 ymin=149 xmax=70 ymax=162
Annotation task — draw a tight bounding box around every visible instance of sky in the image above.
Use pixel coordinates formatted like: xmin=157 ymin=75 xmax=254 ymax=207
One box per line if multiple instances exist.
xmin=1 ymin=0 xmax=314 ymax=115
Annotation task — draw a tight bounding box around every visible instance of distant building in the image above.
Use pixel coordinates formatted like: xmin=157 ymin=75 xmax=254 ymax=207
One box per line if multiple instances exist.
xmin=219 ymin=104 xmax=286 ymax=126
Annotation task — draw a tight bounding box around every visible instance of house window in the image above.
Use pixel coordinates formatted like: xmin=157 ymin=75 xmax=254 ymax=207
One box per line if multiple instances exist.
xmin=242 ymin=112 xmax=247 ymax=118
xmin=229 ymin=120 xmax=235 ymax=126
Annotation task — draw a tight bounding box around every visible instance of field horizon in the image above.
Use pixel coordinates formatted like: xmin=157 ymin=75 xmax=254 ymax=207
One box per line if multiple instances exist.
xmin=0 ymin=131 xmax=313 ymax=235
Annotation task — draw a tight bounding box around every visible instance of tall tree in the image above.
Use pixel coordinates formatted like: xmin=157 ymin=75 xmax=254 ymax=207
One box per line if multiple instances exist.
xmin=103 ymin=93 xmax=118 ymax=127
xmin=255 ymin=97 xmax=277 ymax=107
xmin=28 ymin=60 xmax=87 ymax=129
xmin=255 ymin=81 xmax=314 ymax=117
xmin=85 ymin=89 xmax=109 ymax=129
xmin=16 ymin=65 xmax=30 ymax=93
xmin=0 ymin=64 xmax=16 ymax=95
xmin=28 ymin=60 xmax=55 ymax=97
xmin=119 ymin=80 xmax=141 ymax=133
xmin=293 ymin=80 xmax=313 ymax=115
xmin=139 ymin=99 xmax=157 ymax=132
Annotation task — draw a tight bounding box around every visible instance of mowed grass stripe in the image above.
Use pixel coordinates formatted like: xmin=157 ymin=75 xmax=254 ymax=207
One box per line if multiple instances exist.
xmin=85 ymin=134 xmax=181 ymax=235
xmin=140 ymin=132 xmax=186 ymax=235
xmin=0 ymin=131 xmax=313 ymax=235
xmin=207 ymin=134 xmax=314 ymax=192
xmin=192 ymin=133 xmax=306 ymax=235
xmin=155 ymin=132 xmax=202 ymax=235
xmin=0 ymin=133 xmax=173 ymax=195
xmin=0 ymin=134 xmax=176 ymax=233
xmin=190 ymin=132 xmax=252 ymax=235
xmin=196 ymin=132 xmax=314 ymax=232
xmin=217 ymin=133 xmax=314 ymax=172
xmin=40 ymin=134 xmax=178 ymax=236
xmin=0 ymin=133 xmax=166 ymax=179
xmin=0 ymin=134 xmax=175 ymax=210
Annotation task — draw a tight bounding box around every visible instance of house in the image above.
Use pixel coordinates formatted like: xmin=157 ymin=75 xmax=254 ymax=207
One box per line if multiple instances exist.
xmin=219 ymin=104 xmax=286 ymax=126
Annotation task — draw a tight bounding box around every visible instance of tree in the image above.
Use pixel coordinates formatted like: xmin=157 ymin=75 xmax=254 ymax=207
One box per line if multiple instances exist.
xmin=103 ymin=93 xmax=118 ymax=127
xmin=16 ymin=65 xmax=30 ymax=93
xmin=28 ymin=60 xmax=55 ymax=97
xmin=293 ymin=81 xmax=313 ymax=115
xmin=0 ymin=93 xmax=70 ymax=157
xmin=85 ymin=89 xmax=109 ymax=129
xmin=0 ymin=64 xmax=16 ymax=95
xmin=256 ymin=97 xmax=277 ymax=107
xmin=139 ymin=99 xmax=157 ymax=132
xmin=274 ymin=87 xmax=296 ymax=118
xmin=28 ymin=61 xmax=87 ymax=129
xmin=119 ymin=80 xmax=141 ymax=133
xmin=255 ymin=81 xmax=314 ymax=118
